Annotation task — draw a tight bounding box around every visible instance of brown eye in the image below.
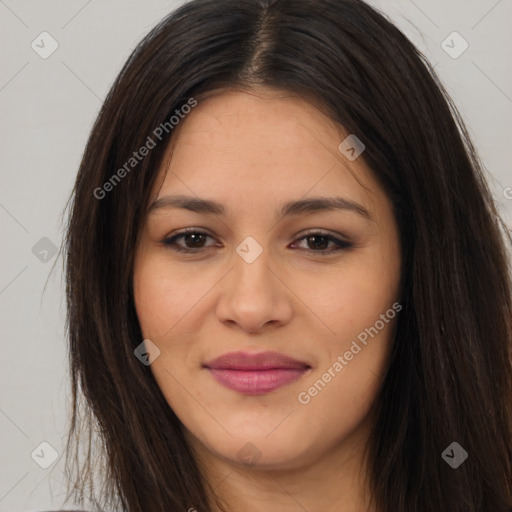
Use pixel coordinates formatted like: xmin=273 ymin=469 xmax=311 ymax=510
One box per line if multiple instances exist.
xmin=306 ymin=235 xmax=330 ymax=251
xmin=181 ymin=233 xmax=208 ymax=248
xmin=162 ymin=230 xmax=218 ymax=253
xmin=290 ymin=232 xmax=352 ymax=254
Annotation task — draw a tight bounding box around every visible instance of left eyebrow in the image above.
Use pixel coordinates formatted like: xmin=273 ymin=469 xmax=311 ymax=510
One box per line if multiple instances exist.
xmin=279 ymin=196 xmax=373 ymax=221
xmin=148 ymin=194 xmax=373 ymax=221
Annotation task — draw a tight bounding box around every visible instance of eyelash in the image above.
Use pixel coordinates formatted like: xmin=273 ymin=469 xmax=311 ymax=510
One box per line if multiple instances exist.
xmin=161 ymin=228 xmax=352 ymax=255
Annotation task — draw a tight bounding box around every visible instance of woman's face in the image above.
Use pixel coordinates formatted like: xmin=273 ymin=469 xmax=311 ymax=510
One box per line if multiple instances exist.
xmin=133 ymin=88 xmax=401 ymax=472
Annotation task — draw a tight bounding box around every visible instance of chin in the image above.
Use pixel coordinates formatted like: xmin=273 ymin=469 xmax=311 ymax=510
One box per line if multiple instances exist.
xmin=218 ymin=438 xmax=313 ymax=470
xmin=188 ymin=421 xmax=325 ymax=471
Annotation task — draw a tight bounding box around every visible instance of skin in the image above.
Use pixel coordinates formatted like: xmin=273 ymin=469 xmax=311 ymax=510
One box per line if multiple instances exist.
xmin=133 ymin=87 xmax=401 ymax=512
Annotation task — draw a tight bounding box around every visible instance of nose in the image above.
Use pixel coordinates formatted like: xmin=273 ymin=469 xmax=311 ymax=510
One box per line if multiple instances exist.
xmin=215 ymin=244 xmax=294 ymax=334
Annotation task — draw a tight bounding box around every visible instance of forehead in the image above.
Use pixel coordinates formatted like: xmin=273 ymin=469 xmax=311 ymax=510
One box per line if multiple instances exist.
xmin=152 ymin=88 xmax=386 ymax=218
xmin=178 ymin=88 xmax=341 ymax=148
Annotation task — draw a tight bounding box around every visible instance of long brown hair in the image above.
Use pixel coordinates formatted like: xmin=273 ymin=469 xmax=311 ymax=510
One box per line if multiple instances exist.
xmin=63 ymin=0 xmax=512 ymax=510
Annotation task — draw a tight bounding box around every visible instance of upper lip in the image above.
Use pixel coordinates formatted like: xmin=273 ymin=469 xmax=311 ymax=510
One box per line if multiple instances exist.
xmin=203 ymin=351 xmax=310 ymax=371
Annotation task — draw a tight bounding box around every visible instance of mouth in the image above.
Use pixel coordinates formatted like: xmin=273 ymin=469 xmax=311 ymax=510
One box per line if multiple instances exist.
xmin=203 ymin=351 xmax=311 ymax=395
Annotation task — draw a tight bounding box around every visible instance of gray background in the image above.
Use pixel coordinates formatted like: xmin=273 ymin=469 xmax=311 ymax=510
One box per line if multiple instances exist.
xmin=0 ymin=0 xmax=511 ymax=510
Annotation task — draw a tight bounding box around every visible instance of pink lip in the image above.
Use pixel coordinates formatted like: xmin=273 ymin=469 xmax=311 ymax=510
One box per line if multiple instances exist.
xmin=203 ymin=351 xmax=311 ymax=395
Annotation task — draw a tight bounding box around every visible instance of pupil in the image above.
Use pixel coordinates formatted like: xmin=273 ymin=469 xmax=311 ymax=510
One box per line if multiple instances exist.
xmin=186 ymin=233 xmax=205 ymax=247
xmin=308 ymin=235 xmax=328 ymax=250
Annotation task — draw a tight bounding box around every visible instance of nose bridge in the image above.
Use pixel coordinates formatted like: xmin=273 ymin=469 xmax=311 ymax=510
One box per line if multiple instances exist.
xmin=215 ymin=235 xmax=292 ymax=331
xmin=231 ymin=235 xmax=274 ymax=297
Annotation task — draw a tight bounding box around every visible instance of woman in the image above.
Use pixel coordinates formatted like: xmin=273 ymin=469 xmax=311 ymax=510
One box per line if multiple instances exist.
xmin=62 ymin=0 xmax=512 ymax=511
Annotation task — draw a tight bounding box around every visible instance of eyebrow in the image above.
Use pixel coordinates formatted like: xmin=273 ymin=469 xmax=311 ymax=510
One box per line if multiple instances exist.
xmin=148 ymin=194 xmax=373 ymax=221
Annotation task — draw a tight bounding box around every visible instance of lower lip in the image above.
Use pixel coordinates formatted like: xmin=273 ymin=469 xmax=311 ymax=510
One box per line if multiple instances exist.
xmin=207 ymin=368 xmax=309 ymax=394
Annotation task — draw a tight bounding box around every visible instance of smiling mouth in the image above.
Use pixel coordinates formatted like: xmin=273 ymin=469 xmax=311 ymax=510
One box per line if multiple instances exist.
xmin=203 ymin=351 xmax=311 ymax=395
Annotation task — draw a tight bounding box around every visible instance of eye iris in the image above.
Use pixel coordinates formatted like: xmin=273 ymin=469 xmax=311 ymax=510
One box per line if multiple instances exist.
xmin=185 ymin=233 xmax=206 ymax=248
xmin=307 ymin=235 xmax=329 ymax=250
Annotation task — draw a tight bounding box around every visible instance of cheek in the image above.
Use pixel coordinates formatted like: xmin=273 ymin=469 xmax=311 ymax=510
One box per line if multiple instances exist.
xmin=303 ymin=242 xmax=400 ymax=394
xmin=311 ymin=257 xmax=400 ymax=337
xmin=298 ymin=284 xmax=398 ymax=440
xmin=133 ymin=255 xmax=208 ymax=340
xmin=133 ymin=262 xmax=170 ymax=339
